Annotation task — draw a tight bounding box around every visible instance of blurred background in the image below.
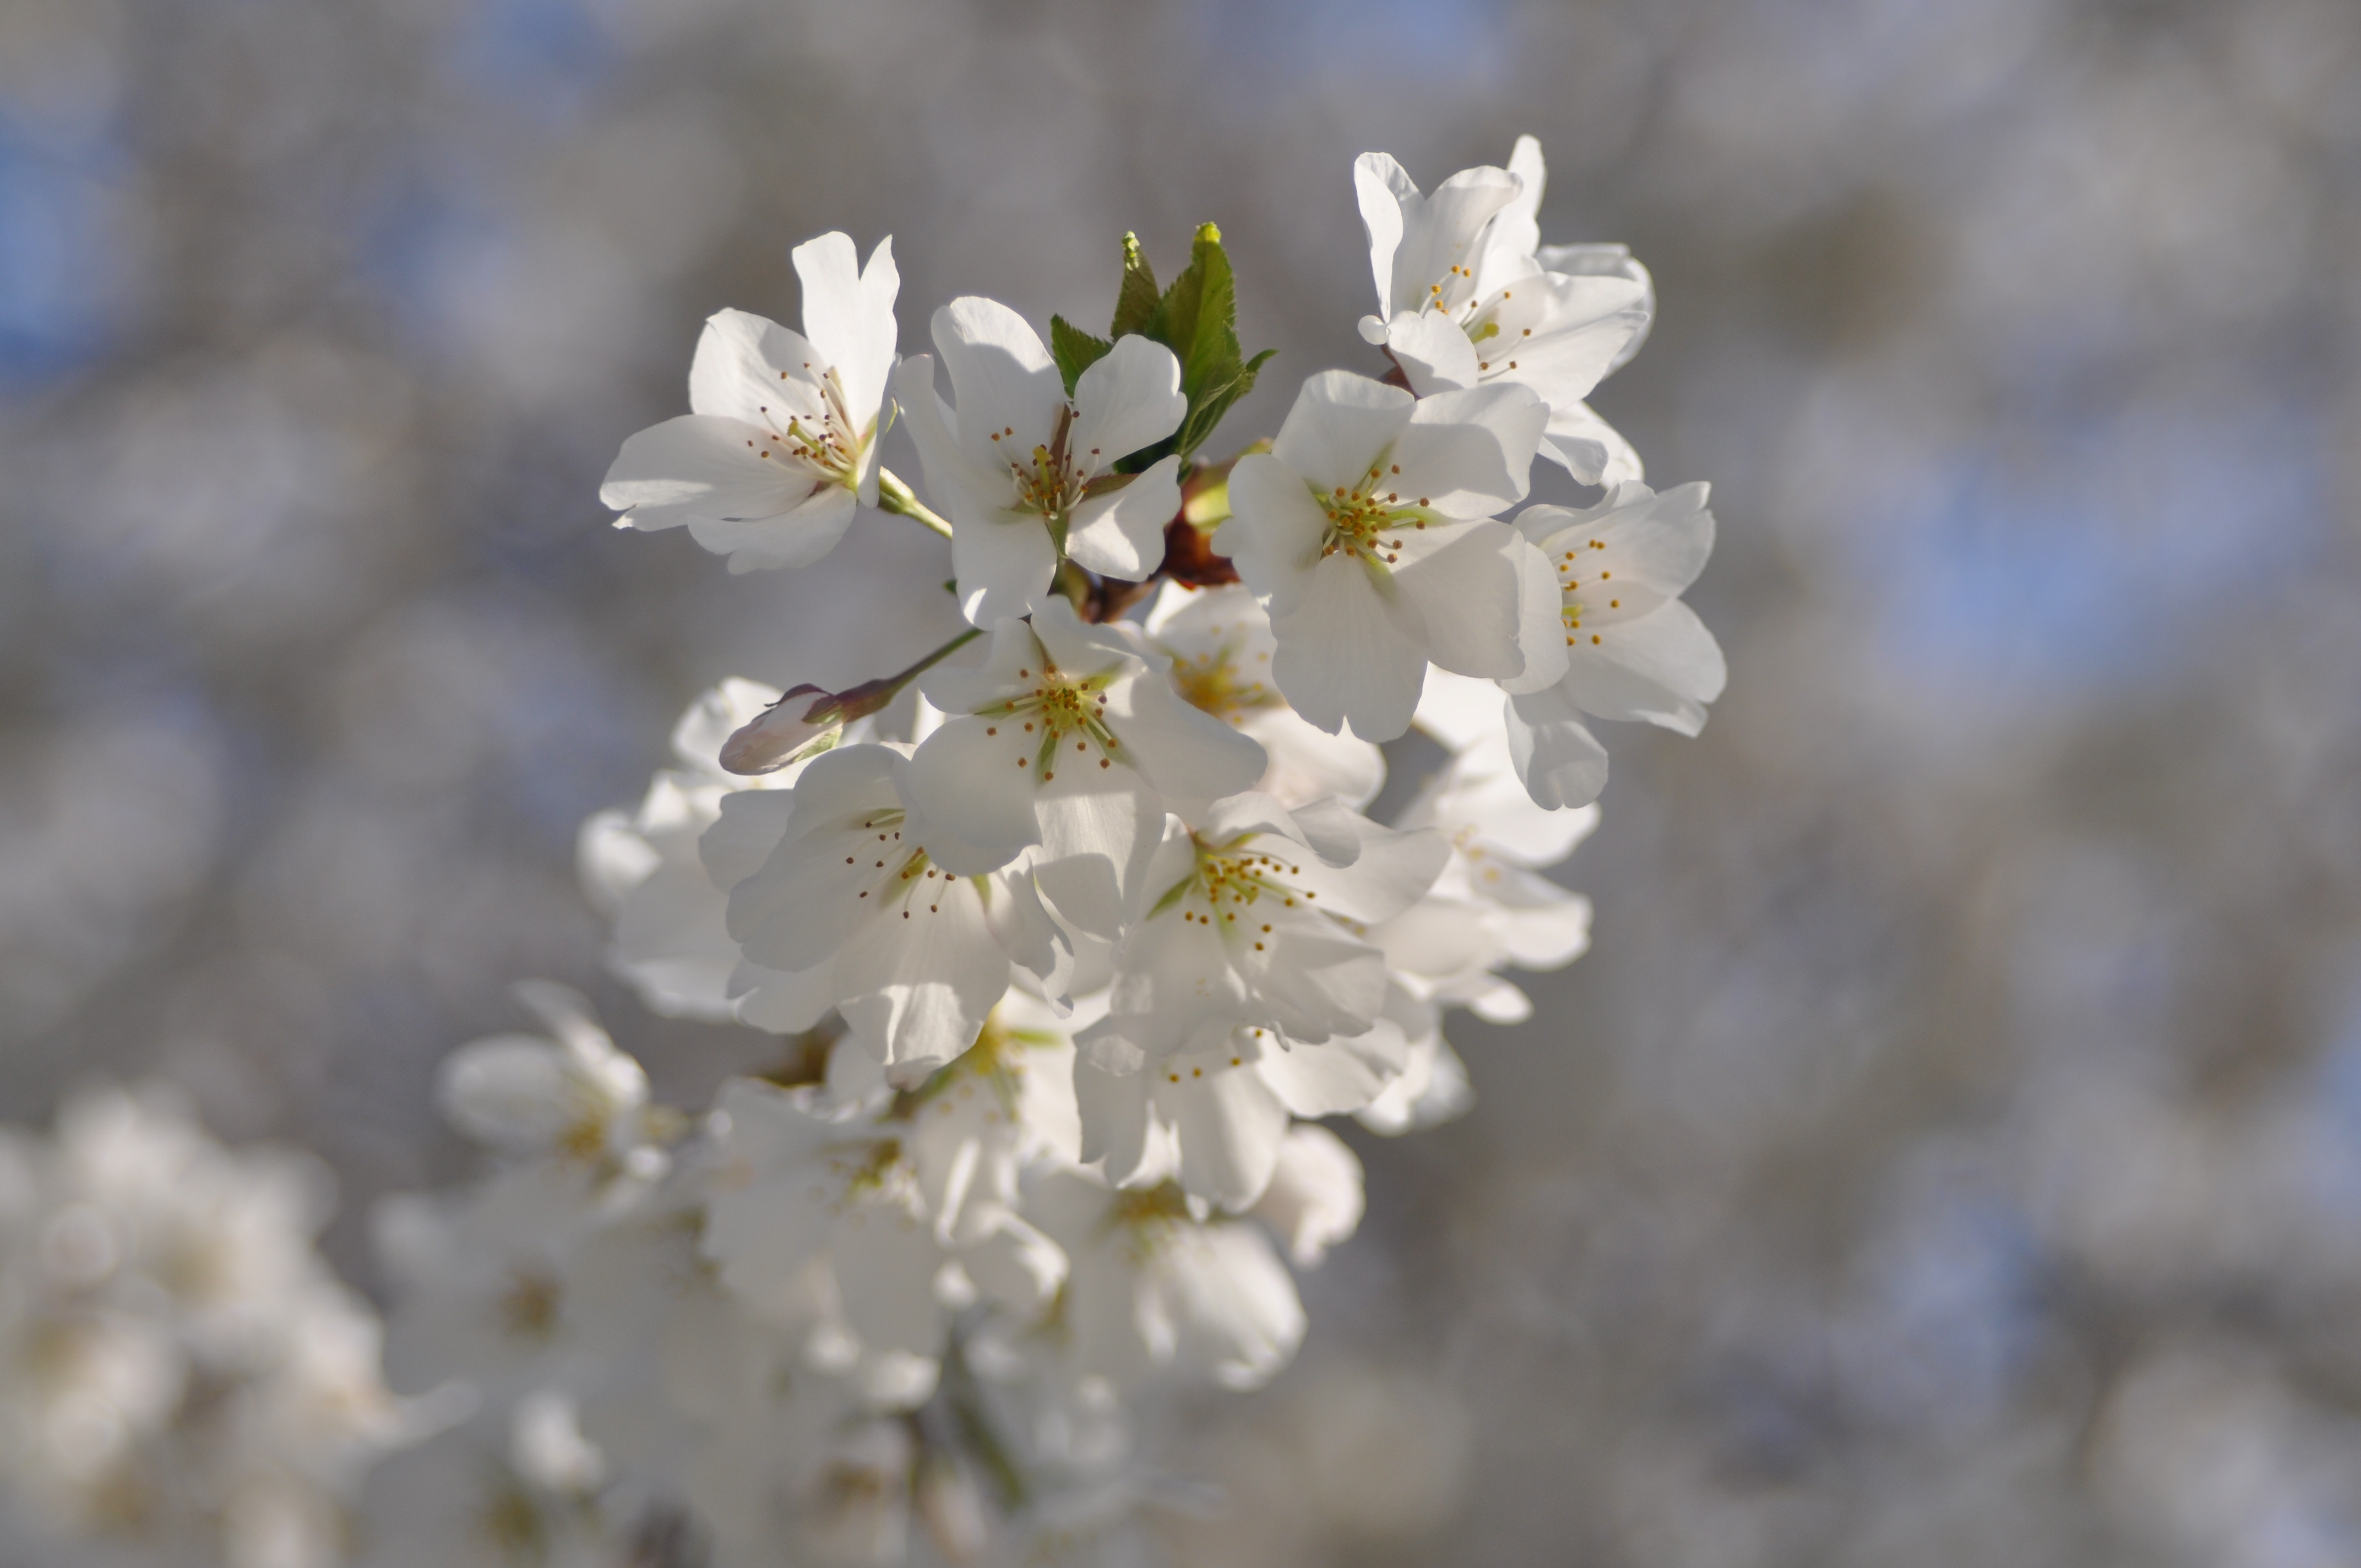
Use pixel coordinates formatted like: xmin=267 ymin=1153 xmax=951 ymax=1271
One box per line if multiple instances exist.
xmin=3 ymin=0 xmax=2359 ymax=1561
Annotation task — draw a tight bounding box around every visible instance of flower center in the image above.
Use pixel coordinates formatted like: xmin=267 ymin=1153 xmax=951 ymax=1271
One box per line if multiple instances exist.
xmin=1424 ymin=260 xmax=1483 ymax=318
xmin=1553 ymin=537 xmax=1612 ymax=647
xmin=498 ymin=1268 xmax=562 ymax=1341
xmin=847 ymin=809 xmax=955 ymax=916
xmin=977 ymin=661 xmax=1128 ymax=781
xmin=832 ymin=1137 xmax=911 ymax=1202
xmin=749 ymin=364 xmax=866 ymax=489
xmin=995 ymin=403 xmax=1095 ymax=526
xmin=1167 ymin=641 xmax=1281 ymax=722
xmin=1313 ymin=455 xmax=1437 ymax=569
xmin=885 ymin=1008 xmax=1063 ymax=1123
xmin=1104 ymin=1180 xmax=1196 ymax=1262
xmin=1149 ymin=833 xmax=1319 ymax=943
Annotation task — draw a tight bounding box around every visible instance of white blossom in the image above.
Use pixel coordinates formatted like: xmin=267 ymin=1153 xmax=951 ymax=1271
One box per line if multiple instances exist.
xmin=1073 ymin=1018 xmax=1405 ymax=1211
xmin=1503 ymin=481 xmax=1728 ymax=809
xmin=1248 ymin=1123 xmax=1366 ymax=1267
xmin=435 ymin=982 xmax=667 ymax=1175
xmin=0 ymin=1086 xmax=404 ymax=1568
xmin=1357 ymin=138 xmax=1653 ymax=484
xmin=353 ymin=1411 xmax=614 ymax=1568
xmin=902 ymin=597 xmax=1265 ymax=932
xmin=578 ymin=677 xmax=856 ymax=1027
xmin=895 ymin=299 xmax=1188 ymax=626
xmin=1352 ymin=994 xmax=1476 ymax=1137
xmin=601 ymin=232 xmax=900 ymax=573
xmin=718 ymin=743 xmax=1075 ymax=1085
xmin=1219 ymin=369 xmax=1561 ymax=740
xmin=1023 ymin=1169 xmax=1306 ymax=1392
xmin=1090 ymin=792 xmax=1446 ymax=1058
xmin=1377 ymin=705 xmax=1597 ymax=1021
xmin=1143 ymin=580 xmax=1385 ymax=808
xmin=699 ymin=1077 xmax=1065 ymax=1370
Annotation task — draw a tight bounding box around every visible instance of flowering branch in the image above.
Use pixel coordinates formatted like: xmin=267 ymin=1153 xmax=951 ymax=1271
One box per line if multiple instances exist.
xmin=351 ymin=132 xmax=1729 ymax=1568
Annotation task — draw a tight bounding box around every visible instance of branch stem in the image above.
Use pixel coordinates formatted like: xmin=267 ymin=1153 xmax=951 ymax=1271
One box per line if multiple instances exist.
xmin=876 ymin=467 xmax=954 ymax=539
xmin=823 ymin=623 xmax=984 ymax=722
xmin=880 ymin=625 xmax=984 ymax=689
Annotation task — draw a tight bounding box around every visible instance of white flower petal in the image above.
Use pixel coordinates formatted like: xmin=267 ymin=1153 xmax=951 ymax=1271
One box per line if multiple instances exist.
xmin=1164 ymin=1223 xmax=1304 ymax=1390
xmin=893 ymin=355 xmax=1010 ymax=525
xmin=1560 ymin=598 xmax=1727 ymax=734
xmin=1502 ymin=532 xmax=1573 ymax=694
xmin=1074 ymin=1045 xmax=1156 ymax=1185
xmin=1244 ymin=706 xmax=1385 ymax=809
xmin=1394 ymin=520 xmax=1526 ymax=682
xmin=955 ymin=1210 xmax=1067 ymax=1315
xmin=792 ymin=232 xmax=899 ymax=431
xmin=1385 ymin=308 xmax=1483 ymax=392
xmin=1105 ymin=907 xmax=1250 ymax=1055
xmin=1236 ymin=918 xmax=1391 ymax=1045
xmin=732 ymin=962 xmax=836 ymax=1032
xmin=1249 ymin=1124 xmax=1365 ymax=1267
xmin=1216 ymin=454 xmax=1330 ymax=619
xmin=1495 ymin=272 xmax=1649 ymax=404
xmin=1032 ymin=766 xmax=1163 ymax=934
xmin=690 ymin=484 xmax=861 ymax=575
xmin=1070 ymin=335 xmax=1187 ymax=467
xmin=950 ymin=503 xmax=1058 ymax=628
xmin=976 ymin=865 xmax=1074 ymax=996
xmin=1283 ymin=818 xmax=1448 ymax=926
xmin=1162 ymin=1063 xmax=1290 ymax=1212
xmin=1536 ymin=242 xmax=1656 ymax=370
xmin=1353 ymin=152 xmax=1416 ymax=319
xmin=601 ymin=416 xmax=852 ymax=568
xmin=1522 ymin=480 xmax=1716 ymax=600
xmin=1066 ymin=453 xmax=1181 ymax=581
xmin=931 ymin=297 xmax=1061 ymax=473
xmin=1255 ymin=1022 xmax=1407 ymax=1119
xmin=1504 ymin=685 xmax=1611 ymax=809
xmin=1539 ymin=398 xmax=1644 ymax=486
xmin=1268 ymin=371 xmax=1413 ymax=493
xmin=436 ymin=1037 xmax=579 ymax=1153
xmin=1394 ymin=382 xmax=1546 ymax=516
xmin=687 ymin=309 xmax=819 ymax=425
xmin=1268 ymin=557 xmax=1428 ymax=741
xmin=1102 ymin=657 xmax=1268 ymax=808
xmin=901 ymin=715 xmax=1045 ymax=861
xmin=700 ymin=789 xmax=797 ymax=890
xmin=835 ymin=876 xmax=1009 ymax=1086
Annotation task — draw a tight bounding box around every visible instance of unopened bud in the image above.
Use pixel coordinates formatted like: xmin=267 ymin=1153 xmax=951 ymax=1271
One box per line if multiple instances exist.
xmin=719 ymin=684 xmax=843 ymax=775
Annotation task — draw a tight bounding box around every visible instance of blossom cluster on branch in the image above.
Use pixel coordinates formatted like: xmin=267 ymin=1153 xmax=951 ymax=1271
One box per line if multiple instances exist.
xmin=0 ymin=1086 xmax=407 ymax=1568
xmin=0 ymin=138 xmax=1724 ymax=1568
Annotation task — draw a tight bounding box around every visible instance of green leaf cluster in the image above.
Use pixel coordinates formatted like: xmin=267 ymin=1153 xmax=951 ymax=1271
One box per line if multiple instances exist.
xmin=1051 ymin=224 xmax=1276 ymax=473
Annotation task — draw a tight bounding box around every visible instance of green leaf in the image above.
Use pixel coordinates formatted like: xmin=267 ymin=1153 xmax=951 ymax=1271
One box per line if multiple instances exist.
xmin=1169 ymin=345 xmax=1275 ymax=467
xmin=1171 ymin=223 xmax=1236 ymax=392
xmin=1102 ymin=222 xmax=1275 ymax=471
xmin=1049 ymin=314 xmax=1112 ymax=398
xmin=1110 ymin=232 xmax=1160 ymax=337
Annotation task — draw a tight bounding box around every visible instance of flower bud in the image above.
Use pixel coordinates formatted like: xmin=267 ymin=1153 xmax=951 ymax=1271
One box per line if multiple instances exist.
xmin=718 ymin=684 xmax=843 ymax=775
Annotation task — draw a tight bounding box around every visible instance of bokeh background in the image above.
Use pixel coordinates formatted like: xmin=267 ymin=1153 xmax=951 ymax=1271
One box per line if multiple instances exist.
xmin=5 ymin=0 xmax=2360 ymax=1561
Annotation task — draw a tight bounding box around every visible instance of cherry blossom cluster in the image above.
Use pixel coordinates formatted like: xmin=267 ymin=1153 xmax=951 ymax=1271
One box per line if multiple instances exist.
xmin=0 ymin=1085 xmax=407 ymax=1568
xmin=361 ymin=136 xmax=1726 ymax=1565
